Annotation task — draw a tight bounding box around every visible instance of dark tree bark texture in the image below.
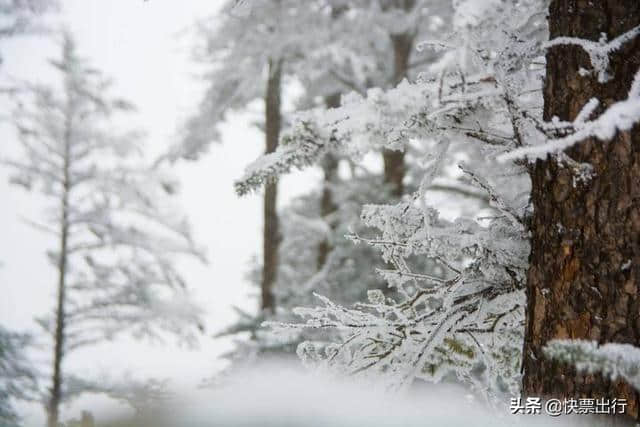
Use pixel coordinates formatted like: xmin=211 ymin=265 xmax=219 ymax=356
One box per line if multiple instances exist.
xmin=522 ymin=0 xmax=640 ymax=422
xmin=261 ymin=58 xmax=283 ymax=313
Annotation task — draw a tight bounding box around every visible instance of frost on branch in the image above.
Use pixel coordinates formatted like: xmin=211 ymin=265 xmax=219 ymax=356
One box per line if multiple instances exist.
xmin=544 ymin=24 xmax=640 ymax=83
xmin=221 ymin=178 xmax=393 ymax=371
xmin=0 ymin=327 xmax=37 ymax=426
xmin=237 ymin=0 xmax=547 ymax=194
xmin=3 ymin=34 xmax=206 ymax=409
xmin=171 ymin=0 xmax=330 ymax=162
xmin=498 ymin=23 xmax=640 ymax=161
xmin=0 ymin=0 xmax=57 ymax=42
xmin=544 ymin=340 xmax=640 ymax=391
xmin=500 ymin=68 xmax=640 ymax=161
xmin=235 ymin=120 xmax=339 ymax=196
xmin=234 ymin=79 xmax=434 ymax=194
xmin=267 ymin=164 xmax=529 ymax=396
xmin=62 ymin=375 xmax=172 ymax=414
xmin=261 ymin=0 xmax=543 ymax=399
xmin=235 ymin=68 xmax=502 ymax=193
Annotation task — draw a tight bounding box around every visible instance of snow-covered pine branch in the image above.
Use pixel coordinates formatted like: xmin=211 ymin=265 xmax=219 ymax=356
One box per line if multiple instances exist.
xmin=236 ymin=0 xmax=546 ymax=195
xmin=0 ymin=327 xmax=37 ymax=426
xmin=499 ymin=68 xmax=640 ymax=161
xmin=62 ymin=374 xmax=172 ymax=414
xmin=0 ymin=0 xmax=57 ymax=40
xmin=543 ymin=24 xmax=640 ymax=83
xmin=169 ymin=0 xmax=331 ymax=163
xmin=266 ymin=164 xmax=529 ymax=396
xmin=235 ymin=120 xmax=337 ymax=196
xmin=234 ymin=72 xmax=500 ymax=194
xmin=257 ymin=0 xmax=545 ymax=400
xmin=544 ymin=340 xmax=640 ymax=391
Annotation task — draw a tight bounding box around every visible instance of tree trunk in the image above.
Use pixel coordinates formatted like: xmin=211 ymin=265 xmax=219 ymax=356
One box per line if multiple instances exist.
xmin=382 ymin=7 xmax=415 ymax=198
xmin=47 ymin=116 xmax=72 ymax=427
xmin=261 ymin=58 xmax=282 ymax=313
xmin=317 ymin=93 xmax=341 ymax=270
xmin=382 ymin=147 xmax=406 ymax=198
xmin=80 ymin=411 xmax=94 ymax=427
xmin=522 ymin=0 xmax=640 ymax=422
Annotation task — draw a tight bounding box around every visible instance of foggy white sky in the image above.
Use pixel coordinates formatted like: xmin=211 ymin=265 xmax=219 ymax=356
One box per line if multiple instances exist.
xmin=0 ymin=1 xmax=320 ymax=424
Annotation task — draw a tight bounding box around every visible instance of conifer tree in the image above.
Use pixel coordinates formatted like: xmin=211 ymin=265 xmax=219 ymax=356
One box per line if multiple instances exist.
xmin=0 ymin=327 xmax=37 ymax=427
xmin=176 ymin=0 xmax=328 ymax=314
xmin=244 ymin=0 xmax=545 ymax=400
xmin=3 ymin=33 xmax=205 ymax=427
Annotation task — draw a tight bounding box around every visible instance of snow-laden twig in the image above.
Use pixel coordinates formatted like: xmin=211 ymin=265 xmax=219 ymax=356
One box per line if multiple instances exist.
xmin=253 ymin=0 xmax=539 ymax=401
xmin=499 ymin=69 xmax=640 ymax=161
xmin=544 ymin=24 xmax=640 ymax=83
xmin=544 ymin=340 xmax=640 ymax=391
xmin=235 ymin=121 xmax=335 ymax=195
xmin=458 ymin=163 xmax=524 ymax=230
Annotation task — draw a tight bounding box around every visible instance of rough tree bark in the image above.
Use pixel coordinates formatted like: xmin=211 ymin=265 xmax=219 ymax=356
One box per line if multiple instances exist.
xmin=261 ymin=58 xmax=283 ymax=313
xmin=522 ymin=0 xmax=640 ymax=422
xmin=382 ymin=0 xmax=415 ymax=198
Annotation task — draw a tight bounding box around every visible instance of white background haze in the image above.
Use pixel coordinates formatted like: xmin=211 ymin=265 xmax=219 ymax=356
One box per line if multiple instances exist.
xmin=0 ymin=1 xmax=320 ymax=424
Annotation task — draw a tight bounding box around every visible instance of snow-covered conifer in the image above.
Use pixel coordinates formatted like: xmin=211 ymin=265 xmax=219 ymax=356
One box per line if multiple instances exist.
xmin=3 ymin=33 xmax=205 ymax=427
xmin=253 ymin=0 xmax=547 ymax=401
xmin=0 ymin=327 xmax=37 ymax=427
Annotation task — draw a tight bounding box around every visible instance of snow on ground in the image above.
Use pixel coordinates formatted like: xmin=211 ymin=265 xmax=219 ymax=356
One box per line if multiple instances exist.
xmin=101 ymin=361 xmax=609 ymax=427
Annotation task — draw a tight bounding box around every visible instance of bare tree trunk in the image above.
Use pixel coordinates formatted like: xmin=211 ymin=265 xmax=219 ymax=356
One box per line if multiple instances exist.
xmin=317 ymin=93 xmax=341 ymax=270
xmin=47 ymin=115 xmax=72 ymax=427
xmin=261 ymin=58 xmax=282 ymax=313
xmin=382 ymin=1 xmax=415 ymax=198
xmin=382 ymin=147 xmax=406 ymax=198
xmin=80 ymin=411 xmax=94 ymax=427
xmin=522 ymin=0 xmax=640 ymax=423
xmin=315 ymin=3 xmax=350 ymax=271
